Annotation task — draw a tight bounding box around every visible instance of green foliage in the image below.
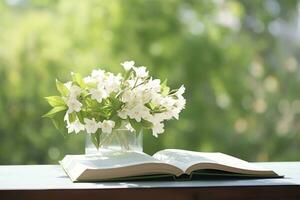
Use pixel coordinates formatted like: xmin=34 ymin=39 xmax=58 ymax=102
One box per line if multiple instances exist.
xmin=161 ymin=79 xmax=170 ymax=96
xmin=43 ymin=106 xmax=67 ymax=118
xmin=129 ymin=118 xmax=143 ymax=133
xmin=0 ymin=0 xmax=300 ymax=164
xmin=56 ymin=80 xmax=69 ymax=97
xmin=91 ymin=130 xmax=101 ymax=149
xmin=44 ymin=96 xmax=65 ymax=107
xmin=71 ymin=72 xmax=85 ymax=88
xmin=51 ymin=112 xmax=68 ymax=137
xmin=43 ymin=64 xmax=175 ymax=151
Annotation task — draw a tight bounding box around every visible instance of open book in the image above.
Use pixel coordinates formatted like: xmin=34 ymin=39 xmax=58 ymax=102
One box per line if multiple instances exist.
xmin=60 ymin=149 xmax=281 ymax=182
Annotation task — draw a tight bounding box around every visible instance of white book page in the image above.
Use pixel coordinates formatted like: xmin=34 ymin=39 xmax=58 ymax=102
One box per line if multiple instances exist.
xmin=62 ymin=151 xmax=163 ymax=170
xmin=61 ymin=151 xmax=184 ymax=181
xmin=153 ymin=149 xmax=216 ymax=172
xmin=153 ymin=149 xmax=267 ymax=173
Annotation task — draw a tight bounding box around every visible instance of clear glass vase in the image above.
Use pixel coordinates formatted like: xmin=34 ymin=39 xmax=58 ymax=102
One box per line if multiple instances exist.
xmin=85 ymin=128 xmax=143 ymax=154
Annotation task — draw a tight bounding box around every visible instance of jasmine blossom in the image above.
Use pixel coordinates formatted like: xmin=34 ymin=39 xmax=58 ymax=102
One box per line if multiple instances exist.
xmin=44 ymin=60 xmax=186 ymax=144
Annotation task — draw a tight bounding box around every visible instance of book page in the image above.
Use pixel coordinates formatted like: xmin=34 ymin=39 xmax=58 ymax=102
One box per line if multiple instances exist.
xmin=153 ymin=149 xmax=217 ymax=172
xmin=153 ymin=149 xmax=272 ymax=174
xmin=62 ymin=151 xmax=163 ymax=170
xmin=60 ymin=150 xmax=183 ymax=181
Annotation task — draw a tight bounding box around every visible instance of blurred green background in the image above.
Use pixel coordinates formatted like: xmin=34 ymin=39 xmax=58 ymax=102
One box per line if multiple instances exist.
xmin=1 ymin=0 xmax=300 ymax=164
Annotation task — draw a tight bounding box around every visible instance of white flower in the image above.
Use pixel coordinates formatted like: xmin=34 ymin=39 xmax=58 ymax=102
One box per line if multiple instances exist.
xmin=64 ymin=82 xmax=82 ymax=97
xmin=91 ymin=69 xmax=105 ymax=83
xmin=122 ymin=85 xmax=152 ymax=105
xmin=152 ymin=113 xmax=167 ymax=123
xmin=176 ymin=85 xmax=185 ymax=97
xmin=147 ymin=78 xmax=161 ymax=93
xmin=121 ymin=90 xmax=133 ymax=103
xmin=64 ymin=112 xmax=69 ymax=123
xmin=152 ymin=122 xmax=164 ymax=137
xmin=175 ymin=96 xmax=186 ymax=111
xmin=133 ymin=66 xmax=148 ymax=78
xmin=64 ymin=81 xmax=72 ymax=90
xmin=84 ymin=118 xmax=101 ymax=134
xmin=117 ymin=108 xmax=128 ymax=119
xmin=66 ymin=97 xmax=82 ymax=113
xmin=69 ymin=85 xmax=82 ymax=97
xmin=101 ymin=120 xmax=115 ymax=134
xmin=164 ymin=109 xmax=179 ymax=120
xmin=90 ymin=87 xmax=108 ymax=103
xmin=121 ymin=61 xmax=135 ymax=71
xmin=127 ymin=104 xmax=150 ymax=122
xmin=125 ymin=123 xmax=135 ymax=132
xmin=151 ymin=93 xmax=164 ymax=106
xmin=127 ymin=78 xmax=143 ymax=88
xmin=105 ymin=73 xmax=122 ymax=94
xmin=67 ymin=120 xmax=85 ymax=134
xmin=161 ymin=96 xmax=176 ymax=109
xmin=48 ymin=62 xmax=187 ymax=141
xmin=83 ymin=76 xmax=95 ymax=84
xmin=140 ymin=89 xmax=152 ymax=103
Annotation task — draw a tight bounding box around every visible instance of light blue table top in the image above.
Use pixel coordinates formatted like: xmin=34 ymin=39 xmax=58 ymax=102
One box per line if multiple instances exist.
xmin=0 ymin=162 xmax=299 ymax=190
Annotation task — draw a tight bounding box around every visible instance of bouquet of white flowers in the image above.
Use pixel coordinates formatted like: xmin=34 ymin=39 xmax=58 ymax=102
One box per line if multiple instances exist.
xmin=43 ymin=61 xmax=186 ymax=149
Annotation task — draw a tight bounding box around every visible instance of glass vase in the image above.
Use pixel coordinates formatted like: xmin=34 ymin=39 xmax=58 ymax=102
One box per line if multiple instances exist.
xmin=85 ymin=128 xmax=143 ymax=154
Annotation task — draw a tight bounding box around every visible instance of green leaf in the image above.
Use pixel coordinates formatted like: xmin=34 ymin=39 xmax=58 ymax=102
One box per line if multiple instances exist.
xmin=77 ymin=111 xmax=84 ymax=123
xmin=86 ymin=82 xmax=97 ymax=88
xmin=56 ymin=79 xmax=69 ymax=96
xmin=129 ymin=118 xmax=143 ymax=133
xmin=71 ymin=72 xmax=85 ymax=88
xmin=85 ymin=98 xmax=99 ymax=108
xmin=91 ymin=130 xmax=101 ymax=149
xmin=123 ymin=70 xmax=133 ymax=80
xmin=109 ymin=97 xmax=123 ymax=111
xmin=69 ymin=112 xmax=77 ymax=122
xmin=161 ymin=78 xmax=167 ymax=87
xmin=111 ymin=115 xmax=122 ymax=129
xmin=45 ymin=96 xmax=65 ymax=107
xmin=82 ymin=90 xmax=90 ymax=98
xmin=43 ymin=106 xmax=67 ymax=118
xmin=145 ymin=102 xmax=155 ymax=110
xmin=51 ymin=111 xmax=68 ymax=137
xmin=141 ymin=119 xmax=153 ymax=128
xmin=161 ymin=79 xmax=170 ymax=96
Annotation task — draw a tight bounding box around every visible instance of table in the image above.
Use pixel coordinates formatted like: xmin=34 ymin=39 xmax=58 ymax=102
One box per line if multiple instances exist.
xmin=0 ymin=162 xmax=300 ymax=200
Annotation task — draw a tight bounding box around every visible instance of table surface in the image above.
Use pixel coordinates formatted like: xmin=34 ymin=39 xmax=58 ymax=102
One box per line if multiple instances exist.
xmin=0 ymin=162 xmax=300 ymax=200
xmin=0 ymin=162 xmax=300 ymax=190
